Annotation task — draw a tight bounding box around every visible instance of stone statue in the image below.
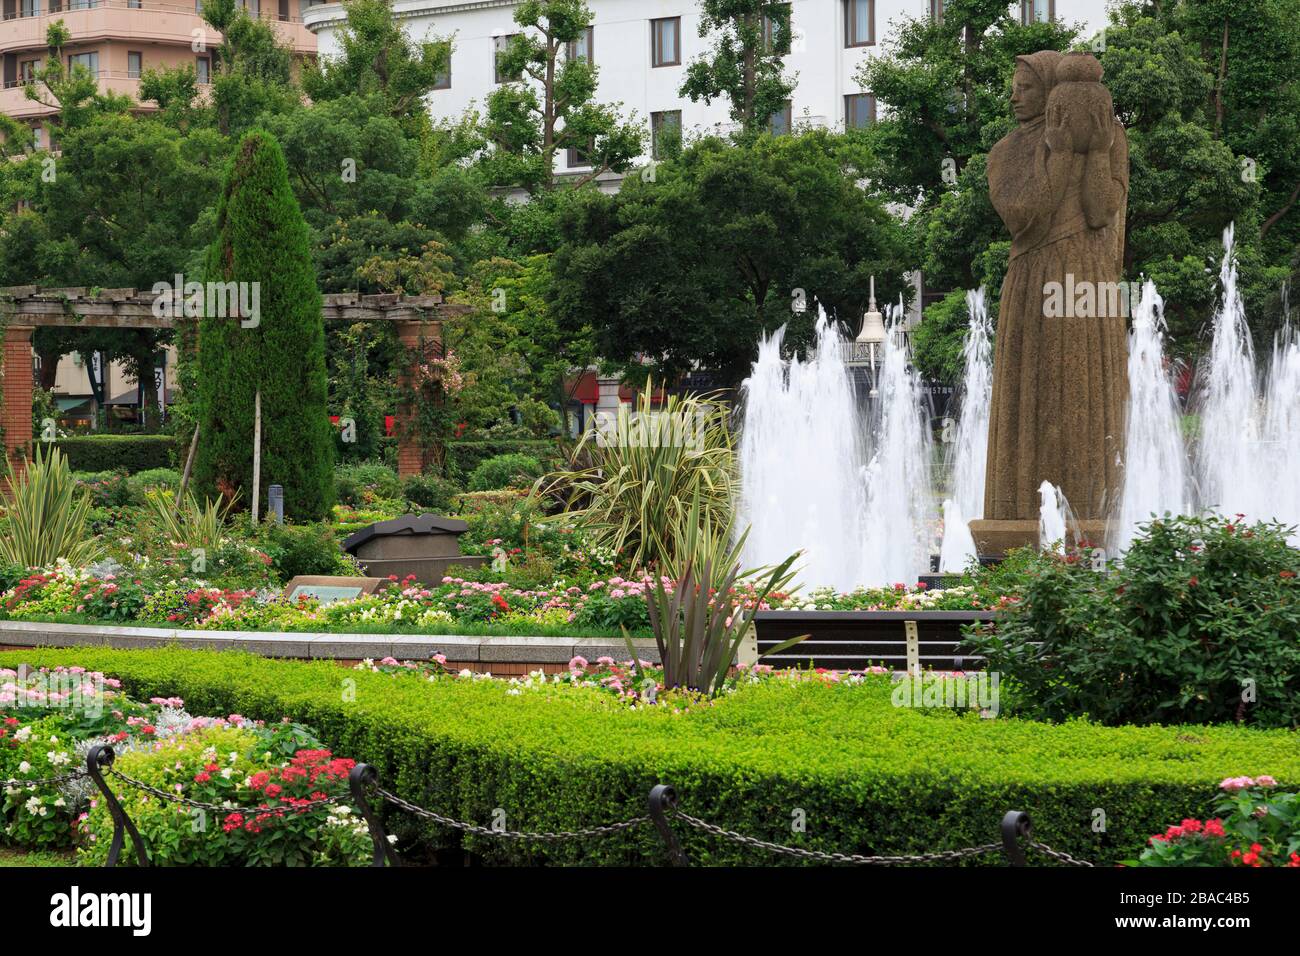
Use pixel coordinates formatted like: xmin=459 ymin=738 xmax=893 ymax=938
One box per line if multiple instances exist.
xmin=972 ymin=50 xmax=1130 ymax=553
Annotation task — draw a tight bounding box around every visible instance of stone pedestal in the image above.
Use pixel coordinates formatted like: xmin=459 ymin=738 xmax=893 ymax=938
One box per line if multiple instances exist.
xmin=969 ymin=518 xmax=1112 ymax=556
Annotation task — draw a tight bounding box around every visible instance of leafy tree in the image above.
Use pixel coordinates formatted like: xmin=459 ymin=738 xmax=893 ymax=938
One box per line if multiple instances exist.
xmin=680 ymin=0 xmax=796 ymax=138
xmin=549 ymin=130 xmax=910 ymax=386
xmin=911 ymin=289 xmax=970 ymax=385
xmin=194 ymin=130 xmax=334 ymax=520
xmin=302 ymin=0 xmax=450 ymax=136
xmin=479 ymin=0 xmax=643 ymax=193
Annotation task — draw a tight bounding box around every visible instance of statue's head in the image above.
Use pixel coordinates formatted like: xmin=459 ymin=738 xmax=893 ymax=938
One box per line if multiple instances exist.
xmin=1011 ymin=51 xmax=1063 ymax=123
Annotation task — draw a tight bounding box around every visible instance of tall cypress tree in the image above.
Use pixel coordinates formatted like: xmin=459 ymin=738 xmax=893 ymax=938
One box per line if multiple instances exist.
xmin=194 ymin=129 xmax=334 ymax=521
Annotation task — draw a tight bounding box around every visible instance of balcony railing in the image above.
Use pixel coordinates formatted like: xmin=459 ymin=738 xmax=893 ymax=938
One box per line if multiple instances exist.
xmin=2 ymin=1 xmax=303 ymax=22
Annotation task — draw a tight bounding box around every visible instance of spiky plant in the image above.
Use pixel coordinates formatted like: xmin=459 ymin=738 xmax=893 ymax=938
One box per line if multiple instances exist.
xmin=143 ymin=489 xmax=233 ymax=552
xmin=536 ymin=383 xmax=736 ymax=577
xmin=626 ymin=493 xmax=805 ymax=696
xmin=0 ymin=446 xmax=102 ymax=569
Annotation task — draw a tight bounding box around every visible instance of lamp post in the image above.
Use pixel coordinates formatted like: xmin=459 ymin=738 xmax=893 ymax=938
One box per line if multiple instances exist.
xmin=854 ymin=277 xmax=887 ymax=396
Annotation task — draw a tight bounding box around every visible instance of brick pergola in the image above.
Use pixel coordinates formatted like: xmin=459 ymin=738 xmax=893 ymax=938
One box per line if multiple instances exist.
xmin=0 ymin=287 xmax=468 ymax=478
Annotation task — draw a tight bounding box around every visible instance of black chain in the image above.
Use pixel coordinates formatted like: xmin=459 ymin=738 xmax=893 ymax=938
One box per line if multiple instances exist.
xmin=672 ymin=810 xmax=1002 ymax=865
xmin=109 ymin=769 xmax=351 ymax=815
xmin=1028 ymin=840 xmax=1096 ymax=867
xmin=375 ymin=786 xmax=649 ymax=842
xmin=2 ymin=769 xmax=87 ymax=789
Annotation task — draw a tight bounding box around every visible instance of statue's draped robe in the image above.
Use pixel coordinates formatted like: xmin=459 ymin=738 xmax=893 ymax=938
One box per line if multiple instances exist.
xmin=984 ymin=101 xmax=1130 ymax=522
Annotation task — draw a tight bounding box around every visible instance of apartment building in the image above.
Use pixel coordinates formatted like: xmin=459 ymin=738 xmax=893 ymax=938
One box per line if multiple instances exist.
xmin=304 ymin=0 xmax=1113 ymax=180
xmin=1 ymin=0 xmax=319 ymax=144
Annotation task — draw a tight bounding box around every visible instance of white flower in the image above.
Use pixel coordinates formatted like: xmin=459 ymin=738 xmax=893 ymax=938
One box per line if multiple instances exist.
xmin=17 ymin=761 xmax=31 ymax=774
xmin=14 ymin=727 xmax=31 ymax=742
xmin=53 ymin=797 xmax=66 ymax=808
xmin=24 ymin=796 xmax=40 ymax=814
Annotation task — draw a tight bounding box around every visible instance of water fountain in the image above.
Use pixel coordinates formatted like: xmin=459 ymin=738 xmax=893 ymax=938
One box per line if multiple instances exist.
xmin=1038 ymin=481 xmax=1072 ymax=553
xmin=737 ymin=309 xmax=866 ymax=591
xmin=1111 ymin=279 xmax=1191 ymax=553
xmin=949 ymin=288 xmax=993 ymax=523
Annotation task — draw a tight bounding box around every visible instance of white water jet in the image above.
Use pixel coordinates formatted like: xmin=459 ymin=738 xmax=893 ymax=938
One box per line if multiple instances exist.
xmin=1112 ymin=279 xmax=1191 ymax=552
xmin=860 ymin=306 xmax=935 ymax=585
xmin=737 ymin=309 xmax=866 ymax=591
xmin=1197 ymin=224 xmax=1264 ymax=518
xmin=949 ymin=288 xmax=993 ymax=521
xmin=1038 ymin=481 xmax=1071 ymax=553
xmin=938 ymin=498 xmax=978 ymax=573
xmin=1261 ymin=327 xmax=1300 ymax=542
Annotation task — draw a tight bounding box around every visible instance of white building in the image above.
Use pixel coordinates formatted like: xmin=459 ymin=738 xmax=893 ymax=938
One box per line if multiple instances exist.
xmin=304 ymin=0 xmax=1115 ymax=183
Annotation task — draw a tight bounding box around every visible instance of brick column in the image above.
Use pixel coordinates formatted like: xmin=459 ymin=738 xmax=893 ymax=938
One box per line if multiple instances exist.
xmin=2 ymin=324 xmax=35 ymax=477
xmin=395 ymin=318 xmax=442 ymax=478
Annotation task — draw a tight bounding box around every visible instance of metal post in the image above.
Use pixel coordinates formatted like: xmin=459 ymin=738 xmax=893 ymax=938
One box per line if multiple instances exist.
xmin=349 ymin=764 xmax=400 ymax=867
xmin=904 ymin=620 xmax=920 ymax=676
xmin=1000 ymin=810 xmax=1031 ymax=866
xmin=85 ymin=745 xmax=148 ymax=867
xmin=268 ymin=484 xmax=284 ymax=525
xmin=647 ymin=784 xmax=687 ymax=866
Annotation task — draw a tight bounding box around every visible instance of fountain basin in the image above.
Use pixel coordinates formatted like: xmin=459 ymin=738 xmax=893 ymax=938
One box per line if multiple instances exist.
xmin=754 ymin=610 xmax=996 ymax=671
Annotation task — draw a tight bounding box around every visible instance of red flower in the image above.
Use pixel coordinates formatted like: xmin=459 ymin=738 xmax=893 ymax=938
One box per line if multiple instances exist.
xmin=1188 ymin=577 xmax=1198 ymax=587
xmin=194 ymin=772 xmax=211 ymax=783
xmin=1281 ymin=570 xmax=1296 ymax=579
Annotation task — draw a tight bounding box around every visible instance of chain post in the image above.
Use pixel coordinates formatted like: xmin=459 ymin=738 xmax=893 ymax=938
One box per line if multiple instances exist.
xmin=647 ymin=784 xmax=687 ymax=866
xmin=349 ymin=764 xmax=400 ymax=867
xmin=85 ymin=745 xmax=148 ymax=867
xmin=1000 ymin=810 xmax=1031 ymax=866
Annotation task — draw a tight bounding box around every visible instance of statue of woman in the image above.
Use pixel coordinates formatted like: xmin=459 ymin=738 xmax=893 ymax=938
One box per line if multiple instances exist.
xmin=982 ymin=50 xmax=1130 ymax=528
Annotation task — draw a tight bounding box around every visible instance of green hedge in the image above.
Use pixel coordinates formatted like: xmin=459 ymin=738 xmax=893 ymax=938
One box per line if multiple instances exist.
xmin=54 ymin=435 xmax=176 ymax=473
xmin=3 ymin=648 xmax=1297 ymax=867
xmin=447 ymin=440 xmax=559 ymax=482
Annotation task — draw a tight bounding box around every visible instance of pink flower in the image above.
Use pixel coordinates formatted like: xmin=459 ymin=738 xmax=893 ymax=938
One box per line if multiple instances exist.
xmin=568 ymin=656 xmax=588 ymax=671
xmin=1256 ymin=775 xmax=1277 ymax=788
xmin=1219 ymin=776 xmax=1255 ymax=792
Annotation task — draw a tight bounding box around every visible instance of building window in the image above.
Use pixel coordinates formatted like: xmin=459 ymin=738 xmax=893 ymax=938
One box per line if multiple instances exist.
xmin=20 ymin=0 xmax=42 ymax=16
xmin=567 ymin=26 xmax=593 ymax=64
xmin=762 ymin=4 xmax=790 ymax=52
xmin=651 ymin=17 xmax=680 ymax=67
xmin=128 ymin=0 xmax=141 ymax=8
xmin=650 ymin=110 xmax=681 ymax=159
xmin=494 ymin=34 xmax=522 ymax=83
xmin=1021 ymin=0 xmax=1053 ymax=23
xmin=845 ymin=0 xmax=874 ymax=47
xmin=67 ymin=52 xmax=100 ymax=77
xmin=19 ymin=59 xmax=41 ymax=84
xmin=196 ymin=56 xmax=210 ymax=84
xmin=930 ymin=0 xmax=948 ymax=23
xmin=432 ymin=51 xmax=451 ymax=89
xmin=32 ymin=127 xmax=43 ymax=150
xmin=845 ymin=93 xmax=876 ymax=128
xmin=127 ymin=52 xmax=142 ymax=79
xmin=567 ymin=140 xmax=594 ymax=169
xmin=769 ymin=101 xmax=792 ymax=136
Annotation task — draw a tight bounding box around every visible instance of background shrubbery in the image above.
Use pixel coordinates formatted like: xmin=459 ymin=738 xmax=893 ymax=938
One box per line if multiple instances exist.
xmin=54 ymin=435 xmax=177 ymax=473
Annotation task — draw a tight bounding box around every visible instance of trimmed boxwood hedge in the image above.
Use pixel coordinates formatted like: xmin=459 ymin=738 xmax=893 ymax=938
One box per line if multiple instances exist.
xmin=4 ymin=647 xmax=1296 ymax=866
xmin=55 ymin=435 xmax=176 ymax=473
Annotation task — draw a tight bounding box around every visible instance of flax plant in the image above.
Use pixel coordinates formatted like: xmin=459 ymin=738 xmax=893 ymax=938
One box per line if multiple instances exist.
xmin=625 ymin=492 xmax=806 ymax=696
xmin=144 ymin=489 xmax=234 ymax=551
xmin=536 ymin=385 xmax=736 ymax=577
xmin=0 ymin=445 xmax=103 ymax=569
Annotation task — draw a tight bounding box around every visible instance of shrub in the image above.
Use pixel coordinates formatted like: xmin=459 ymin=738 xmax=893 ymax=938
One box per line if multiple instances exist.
xmin=194 ymin=129 xmax=334 ymax=522
xmin=402 ymin=473 xmax=461 ymax=512
xmin=252 ymin=522 xmax=356 ymax=581
xmin=0 ymin=445 xmax=103 ymax=569
xmin=1128 ymin=777 xmax=1300 ymax=867
xmin=467 ymin=453 xmax=544 ymax=492
xmin=965 ymin=515 xmax=1300 ymax=728
xmin=334 ymin=462 xmax=403 ymax=507
xmin=447 ymin=440 xmax=558 ymax=482
xmin=54 ymin=435 xmax=176 ymax=473
xmin=125 ymin=468 xmax=181 ymax=502
xmin=4 ymin=647 xmax=1298 ymax=867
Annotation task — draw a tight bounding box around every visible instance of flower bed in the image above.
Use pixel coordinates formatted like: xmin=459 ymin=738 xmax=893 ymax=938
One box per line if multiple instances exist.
xmin=3 ymin=647 xmax=1296 ymax=867
xmin=0 ymin=665 xmax=372 ymax=866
